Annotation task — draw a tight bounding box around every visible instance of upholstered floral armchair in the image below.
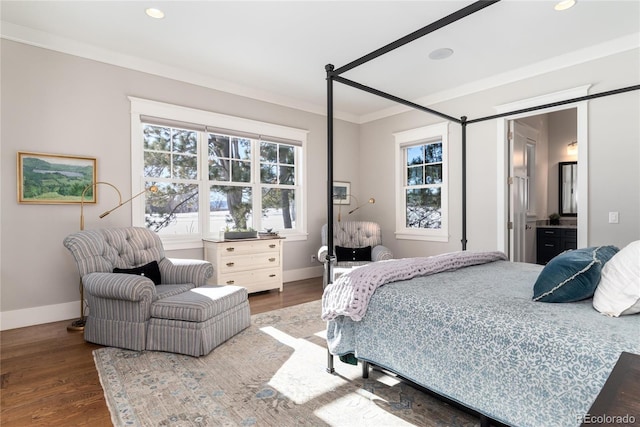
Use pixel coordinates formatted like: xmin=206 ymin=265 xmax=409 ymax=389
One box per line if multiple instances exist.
xmin=318 ymin=221 xmax=393 ymax=285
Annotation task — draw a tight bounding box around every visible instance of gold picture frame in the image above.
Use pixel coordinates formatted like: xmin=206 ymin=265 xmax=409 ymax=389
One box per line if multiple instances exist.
xmin=17 ymin=151 xmax=97 ymax=204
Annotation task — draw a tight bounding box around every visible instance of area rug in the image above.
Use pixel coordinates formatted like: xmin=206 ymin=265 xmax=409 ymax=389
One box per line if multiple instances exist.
xmin=94 ymin=300 xmax=478 ymax=426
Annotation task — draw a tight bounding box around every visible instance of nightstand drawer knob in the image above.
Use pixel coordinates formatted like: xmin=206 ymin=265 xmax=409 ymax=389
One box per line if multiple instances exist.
xmin=226 ymin=262 xmax=235 ymax=267
xmin=226 ymin=247 xmax=235 ymax=252
xmin=226 ymin=280 xmax=235 ymax=284
xmin=269 ymin=257 xmax=276 ymax=262
xmin=269 ymin=244 xmax=276 ymax=248
xmin=269 ymin=274 xmax=276 ymax=278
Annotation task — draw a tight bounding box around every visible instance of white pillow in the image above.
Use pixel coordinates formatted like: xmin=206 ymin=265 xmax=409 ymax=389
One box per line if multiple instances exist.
xmin=593 ymin=240 xmax=640 ymax=316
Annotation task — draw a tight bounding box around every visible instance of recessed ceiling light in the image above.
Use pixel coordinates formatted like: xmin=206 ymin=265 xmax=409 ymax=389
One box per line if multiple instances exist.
xmin=145 ymin=8 xmax=165 ymax=19
xmin=429 ymin=48 xmax=454 ymax=60
xmin=554 ymin=0 xmax=576 ymax=11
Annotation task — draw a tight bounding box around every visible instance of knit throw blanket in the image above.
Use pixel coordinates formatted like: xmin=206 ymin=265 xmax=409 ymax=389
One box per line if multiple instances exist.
xmin=321 ymin=251 xmax=508 ymax=321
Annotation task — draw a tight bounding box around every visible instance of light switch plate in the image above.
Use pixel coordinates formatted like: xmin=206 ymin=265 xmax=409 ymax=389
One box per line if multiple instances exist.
xmin=608 ymin=212 xmax=619 ymax=224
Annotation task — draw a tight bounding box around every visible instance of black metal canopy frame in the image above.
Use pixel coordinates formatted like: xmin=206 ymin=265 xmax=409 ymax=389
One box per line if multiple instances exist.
xmin=325 ymin=0 xmax=639 ymax=276
xmin=323 ymin=0 xmax=639 ymax=382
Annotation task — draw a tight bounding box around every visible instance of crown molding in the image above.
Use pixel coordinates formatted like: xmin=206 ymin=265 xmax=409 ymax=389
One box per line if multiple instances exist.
xmin=356 ymin=33 xmax=640 ymax=124
xmin=0 ymin=21 xmax=360 ymax=123
xmin=2 ymin=21 xmax=637 ymax=125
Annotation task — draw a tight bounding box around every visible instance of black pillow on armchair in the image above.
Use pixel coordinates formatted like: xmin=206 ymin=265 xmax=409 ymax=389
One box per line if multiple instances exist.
xmin=113 ymin=260 xmax=161 ymax=285
xmin=335 ymin=246 xmax=372 ymax=262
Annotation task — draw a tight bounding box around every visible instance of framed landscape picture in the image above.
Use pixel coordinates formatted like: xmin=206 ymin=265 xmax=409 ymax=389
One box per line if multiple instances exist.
xmin=332 ymin=181 xmax=350 ymax=205
xmin=17 ymin=151 xmax=97 ymax=204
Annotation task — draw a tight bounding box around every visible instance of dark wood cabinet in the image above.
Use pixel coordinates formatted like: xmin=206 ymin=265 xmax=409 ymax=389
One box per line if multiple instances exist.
xmin=581 ymin=352 xmax=640 ymax=426
xmin=536 ymin=227 xmax=577 ymax=264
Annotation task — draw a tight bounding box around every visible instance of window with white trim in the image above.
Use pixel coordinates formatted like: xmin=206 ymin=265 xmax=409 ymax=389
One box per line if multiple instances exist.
xmin=130 ymin=97 xmax=308 ymax=248
xmin=394 ymin=122 xmax=449 ymax=241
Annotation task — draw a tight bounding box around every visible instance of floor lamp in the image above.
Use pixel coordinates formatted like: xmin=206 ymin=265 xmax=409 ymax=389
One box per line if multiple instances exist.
xmin=67 ymin=182 xmax=158 ymax=331
xmin=336 ymin=195 xmax=376 ymax=221
xmin=348 ymin=197 xmax=376 ymax=215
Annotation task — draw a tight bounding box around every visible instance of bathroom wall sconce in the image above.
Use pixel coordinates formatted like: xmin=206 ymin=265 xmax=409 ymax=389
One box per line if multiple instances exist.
xmin=567 ymin=141 xmax=578 ymax=156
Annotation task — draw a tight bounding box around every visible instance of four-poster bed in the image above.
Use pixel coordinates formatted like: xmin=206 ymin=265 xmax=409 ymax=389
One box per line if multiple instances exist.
xmin=322 ymin=1 xmax=640 ymax=426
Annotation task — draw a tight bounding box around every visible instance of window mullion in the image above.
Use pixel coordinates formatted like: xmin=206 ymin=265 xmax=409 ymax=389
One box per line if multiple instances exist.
xmin=253 ymin=139 xmax=262 ymax=230
xmin=199 ymin=131 xmax=209 ymax=237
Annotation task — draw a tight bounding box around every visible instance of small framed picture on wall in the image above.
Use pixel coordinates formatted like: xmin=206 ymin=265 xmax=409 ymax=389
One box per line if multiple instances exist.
xmin=332 ymin=181 xmax=350 ymax=205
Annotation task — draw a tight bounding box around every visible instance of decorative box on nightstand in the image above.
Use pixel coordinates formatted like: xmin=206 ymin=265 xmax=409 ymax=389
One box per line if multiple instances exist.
xmin=203 ymin=237 xmax=284 ymax=294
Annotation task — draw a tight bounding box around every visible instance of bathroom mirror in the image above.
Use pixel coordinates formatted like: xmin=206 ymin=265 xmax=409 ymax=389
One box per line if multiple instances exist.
xmin=559 ymin=161 xmax=577 ymax=216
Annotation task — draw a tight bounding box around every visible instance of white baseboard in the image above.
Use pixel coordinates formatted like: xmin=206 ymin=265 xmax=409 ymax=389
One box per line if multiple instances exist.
xmin=1 ymin=301 xmax=79 ymax=331
xmin=284 ymin=265 xmax=323 ymax=283
xmin=1 ymin=267 xmax=324 ymax=331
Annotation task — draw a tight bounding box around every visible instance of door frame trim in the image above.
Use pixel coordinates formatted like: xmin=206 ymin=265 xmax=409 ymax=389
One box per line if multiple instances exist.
xmin=495 ymin=85 xmax=590 ymax=254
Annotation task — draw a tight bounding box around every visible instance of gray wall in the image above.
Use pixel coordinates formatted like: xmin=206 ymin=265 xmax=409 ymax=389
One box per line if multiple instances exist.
xmin=0 ymin=40 xmax=360 ymax=328
xmin=2 ymin=40 xmax=639 ymax=329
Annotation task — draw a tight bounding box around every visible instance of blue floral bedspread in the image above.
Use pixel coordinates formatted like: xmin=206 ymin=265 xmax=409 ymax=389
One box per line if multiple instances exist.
xmin=326 ymin=261 xmax=640 ymax=427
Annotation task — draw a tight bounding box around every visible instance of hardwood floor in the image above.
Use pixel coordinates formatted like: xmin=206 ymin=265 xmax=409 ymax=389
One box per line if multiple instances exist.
xmin=0 ymin=277 xmax=323 ymax=426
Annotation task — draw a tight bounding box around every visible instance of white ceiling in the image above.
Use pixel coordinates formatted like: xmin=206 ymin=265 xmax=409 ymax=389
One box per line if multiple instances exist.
xmin=2 ymin=1 xmax=639 ymax=123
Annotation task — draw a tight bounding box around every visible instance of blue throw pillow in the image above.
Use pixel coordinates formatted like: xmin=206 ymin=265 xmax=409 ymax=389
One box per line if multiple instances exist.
xmin=532 ymin=246 xmax=619 ymax=303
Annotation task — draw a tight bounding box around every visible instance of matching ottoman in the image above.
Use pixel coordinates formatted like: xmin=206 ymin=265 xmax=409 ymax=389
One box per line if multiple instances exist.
xmin=146 ymin=285 xmax=250 ymax=357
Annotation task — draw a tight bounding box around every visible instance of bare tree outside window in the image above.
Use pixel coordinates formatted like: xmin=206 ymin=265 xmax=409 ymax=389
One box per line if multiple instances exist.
xmin=143 ymin=125 xmax=199 ymax=233
xmin=404 ymin=141 xmax=443 ymax=229
xmin=141 ymin=124 xmax=301 ymax=236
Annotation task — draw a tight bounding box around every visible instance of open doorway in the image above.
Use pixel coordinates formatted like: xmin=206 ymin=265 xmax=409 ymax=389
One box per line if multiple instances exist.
xmin=507 ymin=109 xmax=579 ymax=263
xmin=496 ymin=86 xmax=589 ymax=260
xmin=495 ymin=85 xmax=590 ymax=260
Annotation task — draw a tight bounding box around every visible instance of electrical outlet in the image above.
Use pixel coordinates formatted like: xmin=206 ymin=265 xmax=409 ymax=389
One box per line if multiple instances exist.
xmin=310 ymin=254 xmax=317 ymax=263
xmin=608 ymin=211 xmax=619 ymax=224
